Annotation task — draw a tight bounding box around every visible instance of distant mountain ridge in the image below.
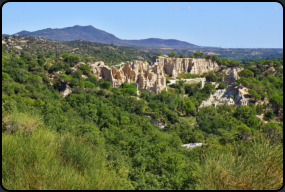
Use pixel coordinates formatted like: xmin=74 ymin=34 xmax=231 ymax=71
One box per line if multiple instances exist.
xmin=13 ymin=25 xmax=201 ymax=48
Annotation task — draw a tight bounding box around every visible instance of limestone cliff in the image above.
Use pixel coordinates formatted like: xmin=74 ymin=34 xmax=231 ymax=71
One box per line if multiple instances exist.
xmin=151 ymin=56 xmax=220 ymax=78
xmin=86 ymin=56 xmax=219 ymax=94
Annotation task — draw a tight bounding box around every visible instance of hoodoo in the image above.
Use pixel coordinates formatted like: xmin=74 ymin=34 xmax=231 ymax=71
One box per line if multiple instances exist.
xmin=90 ymin=56 xmax=219 ymax=94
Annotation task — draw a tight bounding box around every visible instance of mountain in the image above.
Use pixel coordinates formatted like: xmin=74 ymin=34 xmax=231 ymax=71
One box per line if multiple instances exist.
xmin=124 ymin=38 xmax=198 ymax=48
xmin=13 ymin=25 xmax=201 ymax=48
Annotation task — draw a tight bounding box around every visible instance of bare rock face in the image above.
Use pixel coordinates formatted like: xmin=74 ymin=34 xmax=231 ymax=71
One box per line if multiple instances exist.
xmin=221 ymin=67 xmax=244 ymax=75
xmin=87 ymin=56 xmax=219 ymax=94
xmin=222 ymin=68 xmax=239 ymax=85
xmin=151 ymin=56 xmax=219 ymax=78
xmin=60 ymin=82 xmax=72 ymax=97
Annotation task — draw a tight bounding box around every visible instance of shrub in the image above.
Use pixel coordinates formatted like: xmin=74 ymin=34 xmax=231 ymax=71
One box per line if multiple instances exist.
xmin=83 ymin=81 xmax=95 ymax=89
xmin=2 ymin=72 xmax=10 ymax=80
xmin=100 ymin=81 xmax=112 ymax=90
xmin=193 ymin=140 xmax=283 ymax=190
xmin=27 ymin=74 xmax=43 ymax=84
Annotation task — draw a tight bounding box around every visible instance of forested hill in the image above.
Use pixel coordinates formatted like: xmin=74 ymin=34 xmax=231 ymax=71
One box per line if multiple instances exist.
xmin=2 ymin=38 xmax=283 ymax=189
xmin=12 ymin=25 xmax=201 ymax=48
xmin=2 ymin=34 xmax=155 ymax=65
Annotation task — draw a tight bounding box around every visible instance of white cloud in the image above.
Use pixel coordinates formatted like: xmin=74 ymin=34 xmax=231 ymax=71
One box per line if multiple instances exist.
xmin=188 ymin=6 xmax=192 ymax=9
xmin=168 ymin=6 xmax=181 ymax=10
xmin=273 ymin=7 xmax=279 ymax=10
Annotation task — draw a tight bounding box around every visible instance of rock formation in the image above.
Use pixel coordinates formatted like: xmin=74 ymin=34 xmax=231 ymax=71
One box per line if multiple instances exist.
xmin=199 ymin=84 xmax=253 ymax=109
xmin=151 ymin=56 xmax=220 ymax=79
xmin=222 ymin=68 xmax=239 ymax=85
xmin=86 ymin=56 xmax=219 ymax=94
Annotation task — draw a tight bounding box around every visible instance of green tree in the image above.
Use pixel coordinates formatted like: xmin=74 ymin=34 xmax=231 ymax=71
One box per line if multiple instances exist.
xmin=206 ymin=73 xmax=217 ymax=82
xmin=155 ymin=53 xmax=163 ymax=56
xmin=27 ymin=74 xmax=43 ymax=84
xmin=168 ymin=52 xmax=176 ymax=58
xmin=256 ymin=104 xmax=263 ymax=115
xmin=238 ymin=69 xmax=254 ymax=78
xmin=100 ymin=81 xmax=112 ymax=90
xmin=184 ymin=99 xmax=195 ymax=116
xmin=83 ymin=81 xmax=95 ymax=89
xmin=80 ymin=64 xmax=91 ymax=75
xmin=73 ymin=70 xmax=82 ymax=79
xmin=179 ymin=53 xmax=186 ymax=58
xmin=261 ymin=122 xmax=282 ymax=141
xmin=202 ymin=83 xmax=215 ymax=94
xmin=218 ymin=82 xmax=227 ymax=89
xmin=236 ymin=124 xmax=252 ymax=138
xmin=269 ymin=95 xmax=283 ymax=113
xmin=2 ymin=72 xmax=10 ymax=80
xmin=194 ymin=52 xmax=200 ymax=58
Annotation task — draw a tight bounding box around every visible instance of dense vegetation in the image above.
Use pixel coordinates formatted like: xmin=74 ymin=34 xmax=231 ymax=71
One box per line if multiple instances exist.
xmin=148 ymin=48 xmax=283 ymax=64
xmin=2 ymin=46 xmax=283 ymax=190
xmin=2 ymin=35 xmax=155 ymax=65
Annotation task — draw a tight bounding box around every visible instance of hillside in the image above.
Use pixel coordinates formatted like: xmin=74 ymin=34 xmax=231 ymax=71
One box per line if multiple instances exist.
xmin=13 ymin=25 xmax=201 ymax=48
xmin=125 ymin=38 xmax=199 ymax=48
xmin=2 ymin=34 xmax=155 ymax=65
xmin=2 ymin=40 xmax=283 ymax=190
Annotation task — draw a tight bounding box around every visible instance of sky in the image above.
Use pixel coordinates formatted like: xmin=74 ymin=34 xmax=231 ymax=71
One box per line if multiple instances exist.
xmin=2 ymin=2 xmax=283 ymax=48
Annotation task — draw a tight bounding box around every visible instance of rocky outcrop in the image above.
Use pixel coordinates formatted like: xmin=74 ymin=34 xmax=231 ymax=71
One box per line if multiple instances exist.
xmin=221 ymin=67 xmax=244 ymax=75
xmin=87 ymin=56 xmax=219 ymax=94
xmin=199 ymin=84 xmax=253 ymax=109
xmin=151 ymin=56 xmax=220 ymax=78
xmin=60 ymin=82 xmax=72 ymax=97
xmin=222 ymin=68 xmax=239 ymax=85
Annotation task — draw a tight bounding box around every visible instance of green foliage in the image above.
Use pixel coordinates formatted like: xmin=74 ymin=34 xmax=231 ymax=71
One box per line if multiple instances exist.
xmin=155 ymin=53 xmax=163 ymax=56
xmin=2 ymin=39 xmax=283 ymax=190
xmin=217 ymin=82 xmax=227 ymax=89
xmin=82 ymin=81 xmax=95 ymax=89
xmin=179 ymin=53 xmax=186 ymax=58
xmin=27 ymin=74 xmax=43 ymax=84
xmin=120 ymin=83 xmax=137 ymax=96
xmin=79 ymin=64 xmax=91 ymax=74
xmin=100 ymin=81 xmax=112 ymax=90
xmin=256 ymin=104 xmax=263 ymax=115
xmin=184 ymin=99 xmax=194 ymax=116
xmin=269 ymin=95 xmax=283 ymax=113
xmin=168 ymin=52 xmax=176 ymax=57
xmin=193 ymin=140 xmax=283 ymax=190
xmin=2 ymin=72 xmax=10 ymax=80
xmin=206 ymin=73 xmax=218 ymax=82
xmin=202 ymin=83 xmax=215 ymax=94
xmin=261 ymin=122 xmax=282 ymax=141
xmin=73 ymin=70 xmax=82 ymax=79
xmin=238 ymin=69 xmax=254 ymax=78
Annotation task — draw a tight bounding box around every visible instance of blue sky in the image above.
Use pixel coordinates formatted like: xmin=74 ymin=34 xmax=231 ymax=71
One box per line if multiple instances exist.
xmin=2 ymin=2 xmax=283 ymax=48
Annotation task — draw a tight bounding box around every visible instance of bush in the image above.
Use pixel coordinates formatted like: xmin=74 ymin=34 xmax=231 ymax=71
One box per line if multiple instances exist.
xmin=217 ymin=82 xmax=227 ymax=89
xmin=83 ymin=81 xmax=95 ymax=89
xmin=73 ymin=70 xmax=82 ymax=79
xmin=120 ymin=83 xmax=137 ymax=96
xmin=100 ymin=81 xmax=112 ymax=90
xmin=2 ymin=72 xmax=10 ymax=80
xmin=80 ymin=65 xmax=91 ymax=74
xmin=27 ymin=74 xmax=43 ymax=84
xmin=193 ymin=140 xmax=283 ymax=190
xmin=206 ymin=73 xmax=218 ymax=82
xmin=264 ymin=111 xmax=274 ymax=120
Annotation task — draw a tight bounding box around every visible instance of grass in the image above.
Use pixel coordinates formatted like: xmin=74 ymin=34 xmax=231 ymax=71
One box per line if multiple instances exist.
xmin=193 ymin=139 xmax=283 ymax=190
xmin=183 ymin=81 xmax=200 ymax=87
xmin=179 ymin=116 xmax=197 ymax=124
xmin=2 ymin=111 xmax=133 ymax=190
